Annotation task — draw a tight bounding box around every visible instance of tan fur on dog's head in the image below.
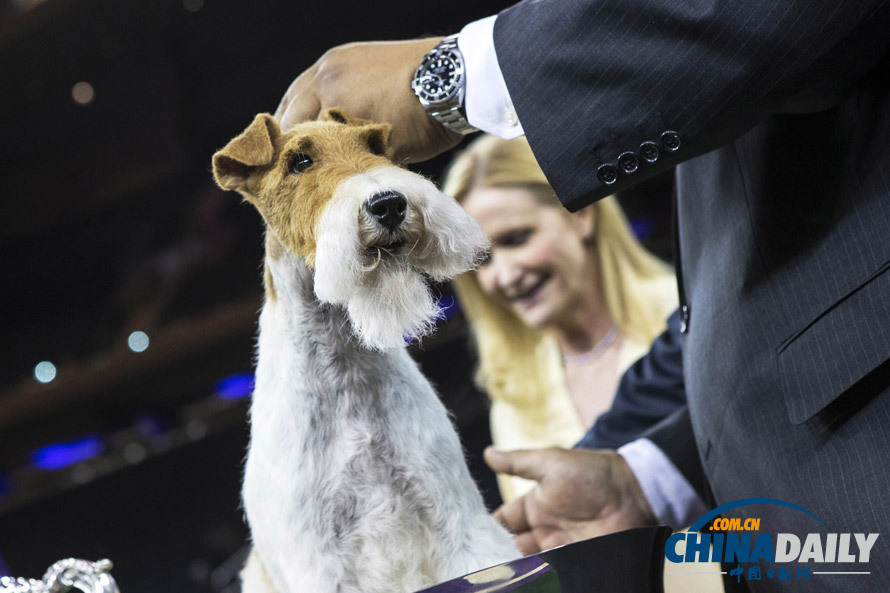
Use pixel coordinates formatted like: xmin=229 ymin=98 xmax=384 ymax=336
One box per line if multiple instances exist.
xmin=213 ymin=109 xmax=393 ymax=266
xmin=212 ymin=109 xmax=488 ymax=349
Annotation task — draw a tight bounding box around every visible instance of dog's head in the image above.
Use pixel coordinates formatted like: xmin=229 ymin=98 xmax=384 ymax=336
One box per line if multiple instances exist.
xmin=212 ymin=109 xmax=488 ymax=349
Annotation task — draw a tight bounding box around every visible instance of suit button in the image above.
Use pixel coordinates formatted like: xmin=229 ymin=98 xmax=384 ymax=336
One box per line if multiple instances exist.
xmin=617 ymin=151 xmax=639 ymax=174
xmin=596 ymin=163 xmax=619 ymax=185
xmin=680 ymin=305 xmax=689 ymax=333
xmin=661 ymin=130 xmax=681 ymax=152
xmin=640 ymin=141 xmax=659 ymax=163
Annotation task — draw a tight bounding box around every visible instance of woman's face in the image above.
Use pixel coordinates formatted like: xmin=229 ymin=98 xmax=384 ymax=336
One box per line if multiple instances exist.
xmin=461 ymin=186 xmax=596 ymax=329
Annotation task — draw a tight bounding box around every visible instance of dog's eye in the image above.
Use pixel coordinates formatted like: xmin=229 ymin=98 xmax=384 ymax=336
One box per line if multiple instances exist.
xmin=289 ymin=152 xmax=313 ymax=174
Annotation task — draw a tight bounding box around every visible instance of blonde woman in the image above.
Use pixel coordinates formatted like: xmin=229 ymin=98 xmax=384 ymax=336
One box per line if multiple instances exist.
xmin=443 ymin=135 xmax=679 ymax=502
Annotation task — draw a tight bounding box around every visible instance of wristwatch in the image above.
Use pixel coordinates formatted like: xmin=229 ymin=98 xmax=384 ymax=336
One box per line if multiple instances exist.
xmin=411 ymin=35 xmax=478 ymax=135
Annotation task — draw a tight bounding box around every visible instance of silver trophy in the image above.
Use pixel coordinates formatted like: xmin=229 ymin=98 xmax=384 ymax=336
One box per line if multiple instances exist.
xmin=0 ymin=559 xmax=119 ymax=593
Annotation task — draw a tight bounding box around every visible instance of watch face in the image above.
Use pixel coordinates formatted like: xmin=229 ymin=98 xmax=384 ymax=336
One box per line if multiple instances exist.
xmin=413 ymin=50 xmax=463 ymax=103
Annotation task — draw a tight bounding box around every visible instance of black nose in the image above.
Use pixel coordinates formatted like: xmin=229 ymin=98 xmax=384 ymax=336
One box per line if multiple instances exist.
xmin=366 ymin=191 xmax=407 ymax=232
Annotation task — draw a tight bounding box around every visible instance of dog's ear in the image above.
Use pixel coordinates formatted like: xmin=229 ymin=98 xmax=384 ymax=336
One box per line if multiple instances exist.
xmin=322 ymin=108 xmax=374 ymax=127
xmin=359 ymin=123 xmax=393 ymax=158
xmin=212 ymin=113 xmax=281 ymax=192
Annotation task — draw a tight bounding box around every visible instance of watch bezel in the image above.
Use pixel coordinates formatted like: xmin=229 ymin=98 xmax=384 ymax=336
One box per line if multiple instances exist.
xmin=412 ymin=48 xmax=466 ymax=106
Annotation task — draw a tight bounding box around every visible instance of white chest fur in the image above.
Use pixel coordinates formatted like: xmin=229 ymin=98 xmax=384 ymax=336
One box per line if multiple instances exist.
xmin=242 ymin=255 xmax=517 ymax=593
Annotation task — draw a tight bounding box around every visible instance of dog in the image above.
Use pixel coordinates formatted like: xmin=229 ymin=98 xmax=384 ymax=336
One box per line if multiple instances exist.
xmin=212 ymin=110 xmax=518 ymax=593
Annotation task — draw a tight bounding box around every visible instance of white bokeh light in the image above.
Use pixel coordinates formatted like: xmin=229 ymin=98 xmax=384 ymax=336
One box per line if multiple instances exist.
xmin=71 ymin=81 xmax=95 ymax=105
xmin=128 ymin=331 xmax=150 ymax=353
xmin=124 ymin=442 xmax=147 ymax=464
xmin=34 ymin=361 xmax=57 ymax=383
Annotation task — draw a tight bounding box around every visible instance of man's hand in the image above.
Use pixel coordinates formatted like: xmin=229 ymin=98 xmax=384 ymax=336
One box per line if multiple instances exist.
xmin=485 ymin=447 xmax=656 ymax=555
xmin=275 ymin=39 xmax=463 ymax=164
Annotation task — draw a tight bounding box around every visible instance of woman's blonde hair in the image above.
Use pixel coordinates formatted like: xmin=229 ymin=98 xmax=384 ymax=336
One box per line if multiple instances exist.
xmin=443 ymin=135 xmax=672 ymax=407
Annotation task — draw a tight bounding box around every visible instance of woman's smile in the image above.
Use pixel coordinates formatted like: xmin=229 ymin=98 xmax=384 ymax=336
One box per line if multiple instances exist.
xmin=508 ymin=274 xmax=551 ymax=308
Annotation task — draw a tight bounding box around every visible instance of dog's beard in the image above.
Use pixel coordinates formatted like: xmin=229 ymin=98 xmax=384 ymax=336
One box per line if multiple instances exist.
xmin=346 ymin=258 xmax=440 ymax=349
xmin=313 ymin=167 xmax=489 ymax=350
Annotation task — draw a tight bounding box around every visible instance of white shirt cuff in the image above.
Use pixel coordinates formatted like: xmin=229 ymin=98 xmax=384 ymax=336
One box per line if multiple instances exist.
xmin=458 ymin=16 xmax=525 ymax=139
xmin=618 ymin=438 xmax=708 ymax=530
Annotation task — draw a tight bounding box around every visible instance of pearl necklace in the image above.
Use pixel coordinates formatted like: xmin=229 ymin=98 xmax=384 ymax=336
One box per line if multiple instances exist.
xmin=560 ymin=325 xmax=619 ymax=367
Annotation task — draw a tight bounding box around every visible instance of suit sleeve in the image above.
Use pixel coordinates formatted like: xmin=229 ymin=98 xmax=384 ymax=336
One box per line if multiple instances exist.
xmin=492 ymin=0 xmax=890 ymax=210
xmin=576 ymin=308 xmax=686 ymax=450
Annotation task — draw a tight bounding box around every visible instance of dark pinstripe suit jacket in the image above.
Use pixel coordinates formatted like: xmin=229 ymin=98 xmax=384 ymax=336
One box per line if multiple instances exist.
xmin=493 ymin=0 xmax=890 ymax=589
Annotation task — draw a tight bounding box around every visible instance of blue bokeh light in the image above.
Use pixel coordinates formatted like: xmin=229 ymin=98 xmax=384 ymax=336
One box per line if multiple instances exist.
xmin=32 ymin=436 xmax=104 ymax=471
xmin=215 ymin=373 xmax=255 ymax=400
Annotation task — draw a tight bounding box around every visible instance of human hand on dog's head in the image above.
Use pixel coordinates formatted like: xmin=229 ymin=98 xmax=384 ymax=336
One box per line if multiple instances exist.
xmin=211 ymin=109 xmax=489 ymax=350
xmin=275 ymin=38 xmax=462 ymax=164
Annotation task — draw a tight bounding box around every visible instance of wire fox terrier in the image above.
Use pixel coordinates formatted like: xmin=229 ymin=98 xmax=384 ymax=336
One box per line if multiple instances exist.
xmin=212 ymin=110 xmax=517 ymax=593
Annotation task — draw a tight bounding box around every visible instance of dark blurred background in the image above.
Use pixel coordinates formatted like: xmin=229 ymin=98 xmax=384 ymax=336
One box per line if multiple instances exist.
xmin=0 ymin=1 xmax=673 ymax=591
